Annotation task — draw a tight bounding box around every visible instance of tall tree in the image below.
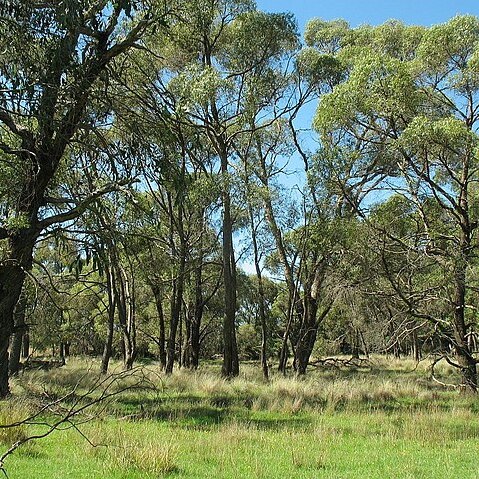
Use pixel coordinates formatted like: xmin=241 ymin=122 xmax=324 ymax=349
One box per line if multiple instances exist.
xmin=0 ymin=1 xmax=167 ymax=396
xmin=148 ymin=0 xmax=299 ymax=376
xmin=312 ymin=16 xmax=479 ymax=391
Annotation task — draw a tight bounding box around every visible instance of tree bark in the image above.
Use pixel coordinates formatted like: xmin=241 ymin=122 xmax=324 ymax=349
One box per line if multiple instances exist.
xmin=221 ymin=150 xmax=239 ymax=377
xmin=247 ymin=206 xmax=269 ymax=380
xmin=255 ymin=151 xmax=296 ymax=373
xmin=100 ymin=264 xmax=116 ymax=375
xmin=8 ymin=294 xmax=27 ymax=376
xmin=0 ymin=231 xmax=35 ymax=395
xmin=165 ymin=195 xmax=187 ymax=375
xmin=150 ymin=284 xmax=167 ymax=369
xmin=22 ymin=332 xmax=30 ymax=360
xmin=453 ymin=254 xmax=477 ymax=392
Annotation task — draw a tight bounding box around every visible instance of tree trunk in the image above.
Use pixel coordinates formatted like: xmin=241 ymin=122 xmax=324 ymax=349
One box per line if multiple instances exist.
xmin=151 ymin=284 xmax=167 ymax=369
xmin=247 ymin=206 xmax=269 ymax=380
xmin=411 ymin=329 xmax=421 ymax=362
xmin=294 ymin=282 xmax=331 ymax=375
xmin=22 ymin=332 xmax=30 ymax=359
xmin=351 ymin=327 xmax=361 ymax=360
xmin=0 ymin=231 xmax=35 ymax=396
xmin=453 ymin=256 xmax=477 ymax=392
xmin=182 ymin=304 xmax=192 ymax=368
xmin=101 ymin=264 xmax=116 ymax=375
xmin=166 ymin=235 xmax=187 ymax=375
xmin=9 ymin=293 xmax=27 ymax=376
xmin=221 ymin=151 xmax=239 ymax=378
xmin=113 ymin=263 xmax=136 ymax=371
xmin=255 ymin=152 xmax=295 ymax=374
xmin=295 ymin=328 xmax=318 ymax=375
xmin=186 ymin=262 xmax=204 ymax=369
xmin=59 ymin=342 xmax=66 ymax=366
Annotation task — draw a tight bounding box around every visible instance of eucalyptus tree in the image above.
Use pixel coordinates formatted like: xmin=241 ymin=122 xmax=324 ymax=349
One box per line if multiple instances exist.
xmin=145 ymin=0 xmax=300 ymax=376
xmin=312 ymin=16 xmax=479 ymax=391
xmin=0 ymin=1 xmax=170 ymax=395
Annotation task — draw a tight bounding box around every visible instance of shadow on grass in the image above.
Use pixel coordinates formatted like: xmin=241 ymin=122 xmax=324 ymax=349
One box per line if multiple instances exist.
xmin=111 ymin=392 xmax=317 ymax=431
xmin=248 ymin=415 xmax=313 ymax=430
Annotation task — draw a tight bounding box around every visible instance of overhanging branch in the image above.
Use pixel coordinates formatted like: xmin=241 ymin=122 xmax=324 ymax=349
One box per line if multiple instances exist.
xmin=38 ymin=180 xmax=132 ymax=231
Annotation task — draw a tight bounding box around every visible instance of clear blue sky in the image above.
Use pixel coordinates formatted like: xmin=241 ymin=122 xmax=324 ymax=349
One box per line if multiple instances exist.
xmin=256 ymin=0 xmax=479 ymax=32
xmin=240 ymin=3 xmax=479 ymax=272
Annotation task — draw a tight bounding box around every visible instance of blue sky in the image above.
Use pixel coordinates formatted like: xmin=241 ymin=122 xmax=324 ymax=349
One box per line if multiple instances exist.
xmin=256 ymin=0 xmax=479 ymax=32
xmin=240 ymin=2 xmax=479 ymax=272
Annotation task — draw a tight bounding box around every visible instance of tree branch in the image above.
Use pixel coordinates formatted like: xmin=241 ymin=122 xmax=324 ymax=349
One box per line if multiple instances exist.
xmin=38 ymin=180 xmax=133 ymax=230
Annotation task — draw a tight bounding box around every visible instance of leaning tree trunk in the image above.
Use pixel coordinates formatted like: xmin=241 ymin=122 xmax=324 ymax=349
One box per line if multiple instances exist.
xmin=256 ymin=154 xmax=295 ymax=374
xmin=248 ymin=206 xmax=269 ymax=380
xmin=294 ymin=262 xmax=331 ymax=376
xmin=165 ymin=199 xmax=187 ymax=375
xmin=294 ymin=296 xmax=319 ymax=376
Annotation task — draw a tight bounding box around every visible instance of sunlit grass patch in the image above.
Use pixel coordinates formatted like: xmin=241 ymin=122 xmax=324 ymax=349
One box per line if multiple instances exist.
xmin=0 ymin=398 xmax=32 ymax=446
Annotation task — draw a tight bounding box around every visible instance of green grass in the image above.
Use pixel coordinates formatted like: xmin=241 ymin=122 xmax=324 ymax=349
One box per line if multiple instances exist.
xmin=3 ymin=356 xmax=479 ymax=478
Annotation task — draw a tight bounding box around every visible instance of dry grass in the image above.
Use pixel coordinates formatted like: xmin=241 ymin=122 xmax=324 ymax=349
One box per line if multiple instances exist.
xmin=0 ymin=398 xmax=33 ymax=446
xmin=86 ymin=422 xmax=178 ymax=477
xmin=9 ymin=354 xmax=467 ymax=420
xmin=107 ymin=439 xmax=178 ymax=477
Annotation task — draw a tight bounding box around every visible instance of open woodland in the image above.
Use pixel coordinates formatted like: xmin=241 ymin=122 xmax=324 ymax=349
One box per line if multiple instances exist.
xmin=2 ymin=0 xmax=479 ymax=476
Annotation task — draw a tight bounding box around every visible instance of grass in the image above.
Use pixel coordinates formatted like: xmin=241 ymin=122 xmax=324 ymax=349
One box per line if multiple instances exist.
xmin=2 ymin=355 xmax=479 ymax=478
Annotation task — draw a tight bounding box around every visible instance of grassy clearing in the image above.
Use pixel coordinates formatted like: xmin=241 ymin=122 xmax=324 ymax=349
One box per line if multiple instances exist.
xmin=3 ymin=356 xmax=479 ymax=478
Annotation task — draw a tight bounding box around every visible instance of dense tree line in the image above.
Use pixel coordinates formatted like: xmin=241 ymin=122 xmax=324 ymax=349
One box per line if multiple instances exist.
xmin=1 ymin=1 xmax=479 ymax=393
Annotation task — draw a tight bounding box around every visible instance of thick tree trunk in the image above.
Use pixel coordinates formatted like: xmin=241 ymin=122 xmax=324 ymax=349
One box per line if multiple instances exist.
xmin=0 ymin=231 xmax=35 ymax=396
xmin=453 ymin=257 xmax=477 ymax=392
xmin=294 ymin=294 xmax=319 ymax=375
xmin=351 ymin=327 xmax=361 ymax=360
xmin=221 ymin=157 xmax=239 ymax=378
xmin=294 ymin=269 xmax=331 ymax=375
xmin=295 ymin=329 xmax=318 ymax=375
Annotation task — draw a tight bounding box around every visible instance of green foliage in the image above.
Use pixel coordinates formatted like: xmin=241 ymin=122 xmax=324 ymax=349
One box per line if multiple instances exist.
xmin=417 ymin=15 xmax=479 ymax=80
xmin=304 ymin=18 xmax=350 ymax=53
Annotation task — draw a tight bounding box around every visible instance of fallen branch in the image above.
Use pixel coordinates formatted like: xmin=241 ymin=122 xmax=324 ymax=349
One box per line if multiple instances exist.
xmin=0 ymin=366 xmax=160 ymax=475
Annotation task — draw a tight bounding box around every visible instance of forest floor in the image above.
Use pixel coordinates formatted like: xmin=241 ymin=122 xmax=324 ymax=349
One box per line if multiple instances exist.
xmin=2 ymin=356 xmax=479 ymax=478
